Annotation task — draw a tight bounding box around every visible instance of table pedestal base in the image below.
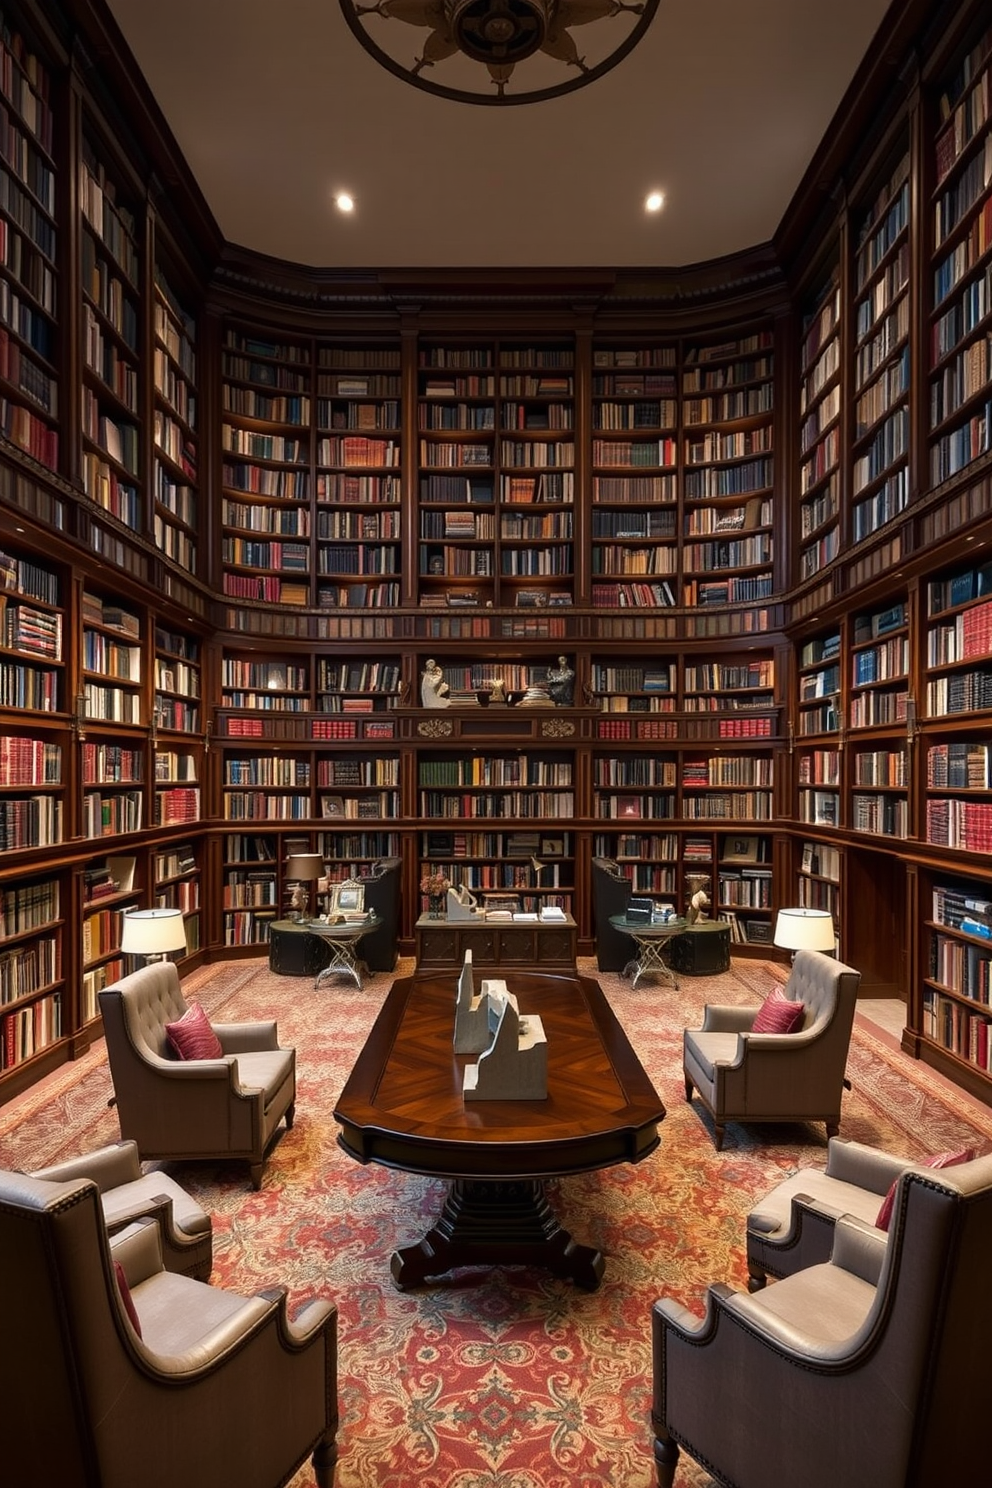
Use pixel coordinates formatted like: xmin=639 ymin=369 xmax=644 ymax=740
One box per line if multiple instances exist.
xmin=623 ymin=934 xmax=679 ymax=990
xmin=390 ymin=1177 xmax=604 ymax=1291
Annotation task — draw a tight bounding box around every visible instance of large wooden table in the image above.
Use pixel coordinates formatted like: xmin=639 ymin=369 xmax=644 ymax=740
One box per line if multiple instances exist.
xmin=333 ymin=970 xmax=665 ymax=1289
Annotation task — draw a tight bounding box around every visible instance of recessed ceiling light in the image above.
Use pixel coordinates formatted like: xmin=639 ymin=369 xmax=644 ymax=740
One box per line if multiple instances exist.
xmin=335 ymin=193 xmax=355 ymax=213
xmin=645 ymin=191 xmax=664 ymax=213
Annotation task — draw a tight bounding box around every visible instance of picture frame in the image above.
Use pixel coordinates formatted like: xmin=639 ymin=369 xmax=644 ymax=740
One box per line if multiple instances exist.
xmin=722 ymin=835 xmax=760 ymax=864
xmin=329 ymin=879 xmax=365 ymax=917
xmin=617 ymin=796 xmax=642 ymax=819
xmin=540 ymin=837 xmax=564 ymax=857
xmin=322 ymin=795 xmax=345 ymax=818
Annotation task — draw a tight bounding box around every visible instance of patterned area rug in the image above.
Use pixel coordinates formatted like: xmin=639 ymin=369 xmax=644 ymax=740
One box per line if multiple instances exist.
xmin=3 ymin=956 xmax=991 ymax=1488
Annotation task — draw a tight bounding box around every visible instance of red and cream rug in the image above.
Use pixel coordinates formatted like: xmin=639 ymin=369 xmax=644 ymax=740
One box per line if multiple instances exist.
xmin=3 ymin=957 xmax=990 ymax=1488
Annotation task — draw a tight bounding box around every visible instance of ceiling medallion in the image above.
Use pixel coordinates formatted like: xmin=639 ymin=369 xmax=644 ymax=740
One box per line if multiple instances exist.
xmin=339 ymin=0 xmax=660 ymax=105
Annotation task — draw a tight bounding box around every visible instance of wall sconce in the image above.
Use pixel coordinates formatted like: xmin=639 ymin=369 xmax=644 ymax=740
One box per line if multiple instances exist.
xmin=120 ymin=907 xmax=187 ymax=963
xmin=285 ymin=853 xmax=325 ymax=922
xmin=773 ymin=907 xmax=835 ymax=961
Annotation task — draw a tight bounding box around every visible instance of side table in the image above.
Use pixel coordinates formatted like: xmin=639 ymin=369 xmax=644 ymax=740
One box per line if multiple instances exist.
xmin=669 ymin=921 xmax=732 ymax=977
xmin=608 ymin=916 xmax=687 ymax=990
xmin=268 ymin=920 xmax=333 ymax=978
xmin=305 ymin=914 xmax=378 ymax=991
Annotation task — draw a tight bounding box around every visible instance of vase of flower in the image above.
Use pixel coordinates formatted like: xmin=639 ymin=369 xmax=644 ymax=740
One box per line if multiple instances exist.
xmin=421 ymin=872 xmax=450 ymax=919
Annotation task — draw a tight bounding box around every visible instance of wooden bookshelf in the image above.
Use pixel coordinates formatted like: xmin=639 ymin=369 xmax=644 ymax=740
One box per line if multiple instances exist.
xmin=797 ymin=268 xmax=842 ymax=580
xmin=850 ymin=143 xmax=912 ymax=545
xmin=79 ymin=130 xmax=143 ymax=529
xmin=221 ymin=327 xmax=312 ymax=606
xmin=0 ymin=12 xmax=58 ymax=472
xmin=152 ymin=265 xmax=198 ymax=573
xmin=317 ymin=341 xmax=402 ymax=609
xmin=928 ymin=19 xmax=992 ymax=489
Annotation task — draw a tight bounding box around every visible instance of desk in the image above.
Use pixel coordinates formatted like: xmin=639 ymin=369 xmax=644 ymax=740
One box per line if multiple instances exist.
xmin=304 ymin=914 xmax=377 ymax=990
xmin=414 ymin=913 xmax=577 ymax=973
xmin=609 ymin=916 xmax=687 ymax=990
xmin=334 ymin=970 xmax=665 ymax=1290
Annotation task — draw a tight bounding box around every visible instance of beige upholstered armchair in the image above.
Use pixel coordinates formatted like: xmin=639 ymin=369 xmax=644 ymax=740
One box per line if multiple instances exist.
xmin=0 ymin=1169 xmax=337 ymax=1488
xmin=652 ymin=1152 xmax=992 ymax=1488
xmin=99 ymin=962 xmax=296 ymax=1189
xmin=745 ymin=1135 xmax=916 ymax=1290
xmin=31 ymin=1138 xmax=212 ymax=1279
xmin=682 ymin=948 xmax=861 ymax=1149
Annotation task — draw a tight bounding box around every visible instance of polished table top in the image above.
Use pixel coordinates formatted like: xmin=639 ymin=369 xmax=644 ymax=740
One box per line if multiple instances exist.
xmin=609 ymin=915 xmax=688 ymax=940
xmin=333 ymin=970 xmax=666 ymax=1181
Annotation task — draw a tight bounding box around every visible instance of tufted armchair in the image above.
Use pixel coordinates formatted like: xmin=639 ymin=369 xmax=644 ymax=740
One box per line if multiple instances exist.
xmin=99 ymin=962 xmax=295 ymax=1189
xmin=745 ymin=1135 xmax=918 ymax=1290
xmin=683 ymin=948 xmax=861 ymax=1149
xmin=31 ymin=1138 xmax=213 ymax=1279
xmin=652 ymin=1152 xmax=992 ymax=1488
xmin=0 ymin=1168 xmax=337 ymax=1488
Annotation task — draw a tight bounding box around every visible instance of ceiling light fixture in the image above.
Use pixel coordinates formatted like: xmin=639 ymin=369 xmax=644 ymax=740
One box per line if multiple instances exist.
xmin=645 ymin=190 xmax=664 ymax=212
xmin=340 ymin=0 xmax=661 ymax=106
xmin=335 ymin=192 xmax=355 ymax=212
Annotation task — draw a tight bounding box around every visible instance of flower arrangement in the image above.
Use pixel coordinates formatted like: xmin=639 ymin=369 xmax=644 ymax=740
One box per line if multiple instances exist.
xmin=420 ymin=871 xmax=451 ymax=898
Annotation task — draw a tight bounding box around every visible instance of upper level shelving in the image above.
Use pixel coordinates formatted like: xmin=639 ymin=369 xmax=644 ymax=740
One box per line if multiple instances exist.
xmin=929 ymin=19 xmax=992 ymax=490
xmin=0 ymin=13 xmax=58 ymax=473
xmin=797 ymin=268 xmax=842 ymax=579
xmin=152 ymin=265 xmax=198 ymax=572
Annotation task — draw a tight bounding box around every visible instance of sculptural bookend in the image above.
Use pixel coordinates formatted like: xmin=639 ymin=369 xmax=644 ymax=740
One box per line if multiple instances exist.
xmin=463 ymin=983 xmax=548 ymax=1101
xmin=453 ymin=951 xmax=491 ymax=1054
xmin=447 ymin=884 xmax=483 ymax=920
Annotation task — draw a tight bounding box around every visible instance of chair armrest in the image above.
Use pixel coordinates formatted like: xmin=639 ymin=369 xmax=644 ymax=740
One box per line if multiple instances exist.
xmin=257 ymin=1288 xmax=337 ymax=1348
xmin=110 ymin=1217 xmax=165 ymax=1286
xmin=824 ymin=1138 xmax=913 ymax=1196
xmin=831 ymin=1214 xmax=887 ymax=1286
xmin=33 ymin=1139 xmax=141 ymax=1192
xmin=216 ymin=1021 xmax=280 ymax=1053
xmin=153 ymin=1056 xmax=239 ymax=1080
xmin=654 ymin=1282 xmax=734 ymax=1342
xmin=701 ymin=1004 xmax=757 ymax=1033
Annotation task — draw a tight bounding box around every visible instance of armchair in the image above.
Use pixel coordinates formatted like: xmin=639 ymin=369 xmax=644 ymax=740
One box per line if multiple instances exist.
xmin=31 ymin=1138 xmax=212 ymax=1279
xmin=683 ymin=948 xmax=860 ymax=1149
xmin=591 ymin=856 xmax=633 ymax=971
xmin=652 ymin=1152 xmax=992 ymax=1488
xmin=99 ymin=961 xmax=296 ymax=1189
xmin=746 ymin=1135 xmax=916 ymax=1290
xmin=0 ymin=1168 xmax=337 ymax=1488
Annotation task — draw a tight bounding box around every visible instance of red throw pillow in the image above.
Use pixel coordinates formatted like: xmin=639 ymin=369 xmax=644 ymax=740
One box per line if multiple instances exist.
xmin=875 ymin=1148 xmax=976 ymax=1232
xmin=752 ymin=988 xmax=805 ymax=1034
xmin=114 ymin=1260 xmax=142 ymax=1338
xmin=165 ymin=1001 xmax=223 ymax=1060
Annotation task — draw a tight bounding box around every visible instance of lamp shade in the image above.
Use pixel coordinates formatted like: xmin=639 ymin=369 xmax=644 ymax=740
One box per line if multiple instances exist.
xmin=285 ymin=853 xmax=324 ymax=881
xmin=773 ymin=907 xmax=835 ymax=953
xmin=120 ymin=907 xmax=187 ymax=956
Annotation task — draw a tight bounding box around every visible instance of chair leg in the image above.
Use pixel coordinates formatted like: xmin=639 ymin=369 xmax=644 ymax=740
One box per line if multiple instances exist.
xmin=285 ymin=1101 xmax=296 ymax=1130
xmin=653 ymin=1430 xmax=680 ymax=1488
xmin=250 ymin=1161 xmax=264 ymax=1191
xmin=712 ymin=1123 xmax=725 ymax=1151
xmin=747 ymin=1265 xmax=768 ymax=1293
xmin=683 ymin=1075 xmax=694 ymax=1101
xmin=826 ymin=1121 xmax=840 ymax=1139
xmin=312 ymin=1435 xmax=337 ymax=1488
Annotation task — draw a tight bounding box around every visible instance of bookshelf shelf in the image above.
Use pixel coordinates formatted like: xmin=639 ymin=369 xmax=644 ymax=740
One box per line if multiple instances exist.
xmin=0 ymin=16 xmax=58 ymax=473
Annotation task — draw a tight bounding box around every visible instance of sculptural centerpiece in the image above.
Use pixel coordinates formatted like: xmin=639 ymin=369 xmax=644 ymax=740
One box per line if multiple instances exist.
xmin=547 ymin=655 xmax=575 ymax=707
xmin=421 ymin=658 xmax=451 ymax=708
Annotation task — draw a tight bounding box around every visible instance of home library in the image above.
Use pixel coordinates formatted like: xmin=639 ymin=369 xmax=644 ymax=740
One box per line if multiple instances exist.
xmin=0 ymin=0 xmax=990 ymax=1113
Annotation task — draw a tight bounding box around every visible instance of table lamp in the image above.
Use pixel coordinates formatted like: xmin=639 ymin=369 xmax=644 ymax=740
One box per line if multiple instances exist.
xmin=120 ymin=907 xmax=187 ymax=963
xmin=285 ymin=853 xmax=324 ymax=921
xmin=773 ymin=907 xmax=835 ymax=960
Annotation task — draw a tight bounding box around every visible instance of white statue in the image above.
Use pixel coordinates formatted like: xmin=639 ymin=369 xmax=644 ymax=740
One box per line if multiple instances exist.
xmin=421 ymin=658 xmax=450 ymax=708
